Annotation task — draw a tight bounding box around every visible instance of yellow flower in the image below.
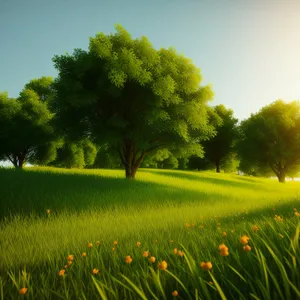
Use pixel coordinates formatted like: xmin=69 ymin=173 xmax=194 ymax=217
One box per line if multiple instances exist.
xmin=19 ymin=288 xmax=28 ymax=295
xmin=172 ymin=290 xmax=179 ymax=297
xmin=222 ymin=232 xmax=227 ymax=237
xmin=274 ymin=215 xmax=283 ymax=222
xmin=200 ymin=261 xmax=212 ymax=271
xmin=294 ymin=211 xmax=300 ymax=217
xmin=149 ymin=256 xmax=156 ymax=264
xmin=64 ymin=265 xmax=68 ymax=269
xmin=67 ymin=260 xmax=72 ymax=266
xmin=82 ymin=252 xmax=87 ymax=257
xmin=240 ymin=235 xmax=250 ymax=245
xmin=143 ymin=251 xmax=149 ymax=257
xmin=67 ymin=254 xmax=74 ymax=261
xmin=112 ymin=247 xmax=115 ymax=251
xmin=178 ymin=250 xmax=184 ymax=257
xmin=158 ymin=260 xmax=168 ymax=270
xmin=46 ymin=209 xmax=50 ymax=214
xmin=220 ymin=250 xmax=229 ymax=256
xmin=185 ymin=222 xmax=190 ymax=228
xmin=243 ymin=245 xmax=251 ymax=252
xmin=252 ymin=225 xmax=259 ymax=232
xmin=88 ymin=243 xmax=93 ymax=248
xmin=173 ymin=248 xmax=178 ymax=255
xmin=113 ymin=241 xmax=118 ymax=245
xmin=125 ymin=255 xmax=133 ymax=264
xmin=93 ymin=268 xmax=99 ymax=274
xmin=59 ymin=269 xmax=65 ymax=276
xmin=136 ymin=242 xmax=141 ymax=247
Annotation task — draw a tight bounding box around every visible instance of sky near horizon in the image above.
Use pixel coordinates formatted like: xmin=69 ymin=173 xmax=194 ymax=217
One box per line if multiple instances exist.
xmin=0 ymin=0 xmax=300 ymax=121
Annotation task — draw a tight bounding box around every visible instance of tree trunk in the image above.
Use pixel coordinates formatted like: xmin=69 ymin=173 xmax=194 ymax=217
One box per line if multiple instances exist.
xmin=277 ymin=172 xmax=286 ymax=183
xmin=118 ymin=140 xmax=146 ymax=180
xmin=216 ymin=160 xmax=221 ymax=173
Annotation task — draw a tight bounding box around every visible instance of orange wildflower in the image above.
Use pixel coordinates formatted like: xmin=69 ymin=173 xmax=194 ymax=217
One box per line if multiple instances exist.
xmin=93 ymin=268 xmax=99 ymax=274
xmin=219 ymin=244 xmax=228 ymax=252
xmin=59 ymin=269 xmax=65 ymax=276
xmin=252 ymin=225 xmax=259 ymax=232
xmin=67 ymin=255 xmax=74 ymax=261
xmin=143 ymin=251 xmax=149 ymax=257
xmin=64 ymin=265 xmax=68 ymax=269
xmin=125 ymin=255 xmax=133 ymax=264
xmin=178 ymin=250 xmax=184 ymax=257
xmin=88 ymin=243 xmax=93 ymax=248
xmin=173 ymin=248 xmax=178 ymax=255
xmin=149 ymin=256 xmax=156 ymax=264
xmin=158 ymin=260 xmax=168 ymax=270
xmin=274 ymin=215 xmax=283 ymax=222
xmin=46 ymin=209 xmax=50 ymax=214
xmin=136 ymin=242 xmax=141 ymax=247
xmin=240 ymin=235 xmax=250 ymax=245
xmin=200 ymin=261 xmax=212 ymax=271
xmin=19 ymin=288 xmax=28 ymax=295
xmin=112 ymin=247 xmax=115 ymax=251
xmin=185 ymin=222 xmax=190 ymax=228
xmin=172 ymin=290 xmax=179 ymax=297
xmin=294 ymin=211 xmax=300 ymax=217
xmin=113 ymin=241 xmax=118 ymax=245
xmin=222 ymin=232 xmax=227 ymax=237
xmin=243 ymin=245 xmax=251 ymax=252
xmin=67 ymin=260 xmax=72 ymax=266
xmin=82 ymin=252 xmax=87 ymax=257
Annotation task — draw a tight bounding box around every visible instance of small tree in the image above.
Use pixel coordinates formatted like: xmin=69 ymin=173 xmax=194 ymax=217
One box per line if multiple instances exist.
xmin=238 ymin=100 xmax=300 ymax=183
xmin=200 ymin=104 xmax=239 ymax=173
xmin=0 ymin=90 xmax=54 ymax=168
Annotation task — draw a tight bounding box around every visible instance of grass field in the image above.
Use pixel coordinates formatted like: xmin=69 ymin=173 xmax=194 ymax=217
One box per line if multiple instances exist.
xmin=0 ymin=167 xmax=300 ymax=299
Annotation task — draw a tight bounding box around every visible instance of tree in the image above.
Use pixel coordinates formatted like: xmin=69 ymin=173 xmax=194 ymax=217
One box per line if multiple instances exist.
xmin=238 ymin=100 xmax=300 ymax=183
xmin=200 ymin=105 xmax=239 ymax=173
xmin=0 ymin=90 xmax=54 ymax=168
xmin=52 ymin=25 xmax=216 ymax=179
xmin=24 ymin=76 xmax=54 ymax=102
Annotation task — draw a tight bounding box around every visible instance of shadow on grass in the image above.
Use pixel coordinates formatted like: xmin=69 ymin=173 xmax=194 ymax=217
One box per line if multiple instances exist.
xmin=141 ymin=169 xmax=266 ymax=190
xmin=0 ymin=168 xmax=232 ymax=221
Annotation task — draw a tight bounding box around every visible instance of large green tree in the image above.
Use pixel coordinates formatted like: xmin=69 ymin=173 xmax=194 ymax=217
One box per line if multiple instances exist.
xmin=238 ymin=100 xmax=300 ymax=183
xmin=0 ymin=90 xmax=54 ymax=168
xmin=51 ymin=25 xmax=216 ymax=179
xmin=200 ymin=104 xmax=239 ymax=172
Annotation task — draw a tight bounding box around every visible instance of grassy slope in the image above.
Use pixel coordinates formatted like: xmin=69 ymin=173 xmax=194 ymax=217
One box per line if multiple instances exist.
xmin=0 ymin=167 xmax=299 ymax=299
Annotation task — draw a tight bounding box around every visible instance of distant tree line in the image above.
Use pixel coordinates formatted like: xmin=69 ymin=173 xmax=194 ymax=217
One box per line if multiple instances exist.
xmin=1 ymin=25 xmax=300 ymax=183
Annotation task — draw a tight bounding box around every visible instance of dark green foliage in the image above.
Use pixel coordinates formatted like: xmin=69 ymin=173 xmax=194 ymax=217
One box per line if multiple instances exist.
xmin=0 ymin=90 xmax=54 ymax=168
xmin=51 ymin=25 xmax=215 ymax=178
xmin=200 ymin=104 xmax=239 ymax=173
xmin=238 ymin=100 xmax=300 ymax=182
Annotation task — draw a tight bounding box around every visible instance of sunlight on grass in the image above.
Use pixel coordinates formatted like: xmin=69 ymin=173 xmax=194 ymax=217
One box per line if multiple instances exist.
xmin=0 ymin=167 xmax=299 ymax=299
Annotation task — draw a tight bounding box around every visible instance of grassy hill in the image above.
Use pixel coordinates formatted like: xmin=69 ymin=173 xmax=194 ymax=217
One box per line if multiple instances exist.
xmin=0 ymin=167 xmax=299 ymax=299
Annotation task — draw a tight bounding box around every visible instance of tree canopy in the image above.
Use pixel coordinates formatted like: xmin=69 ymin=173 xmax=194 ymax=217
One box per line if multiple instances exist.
xmin=238 ymin=100 xmax=300 ymax=182
xmin=0 ymin=89 xmax=54 ymax=168
xmin=51 ymin=24 xmax=216 ymax=179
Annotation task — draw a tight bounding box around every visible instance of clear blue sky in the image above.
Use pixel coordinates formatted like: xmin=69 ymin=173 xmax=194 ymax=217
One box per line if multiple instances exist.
xmin=1 ymin=0 xmax=300 ymax=121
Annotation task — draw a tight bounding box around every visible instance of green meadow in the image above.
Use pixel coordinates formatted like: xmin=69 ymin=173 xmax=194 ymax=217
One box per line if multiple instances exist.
xmin=0 ymin=167 xmax=300 ymax=299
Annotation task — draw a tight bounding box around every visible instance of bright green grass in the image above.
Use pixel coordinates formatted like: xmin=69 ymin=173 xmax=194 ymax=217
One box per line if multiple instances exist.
xmin=0 ymin=167 xmax=299 ymax=299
